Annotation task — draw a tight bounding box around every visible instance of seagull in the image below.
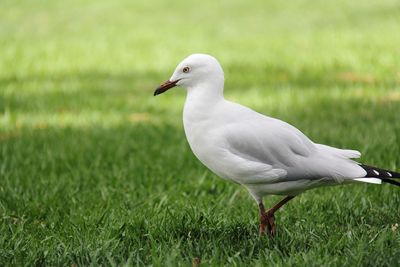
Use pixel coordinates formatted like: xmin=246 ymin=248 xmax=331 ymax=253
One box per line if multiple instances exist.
xmin=154 ymin=54 xmax=400 ymax=236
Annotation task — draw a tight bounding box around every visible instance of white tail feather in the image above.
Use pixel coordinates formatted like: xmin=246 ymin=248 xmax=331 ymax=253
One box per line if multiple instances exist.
xmin=353 ymin=178 xmax=382 ymax=184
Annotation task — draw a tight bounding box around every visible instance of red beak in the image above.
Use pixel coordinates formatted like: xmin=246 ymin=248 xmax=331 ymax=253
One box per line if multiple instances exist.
xmin=154 ymin=79 xmax=180 ymax=96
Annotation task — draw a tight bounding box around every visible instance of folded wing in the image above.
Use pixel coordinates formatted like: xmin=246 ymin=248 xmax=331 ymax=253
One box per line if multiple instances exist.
xmin=221 ymin=114 xmax=366 ymax=184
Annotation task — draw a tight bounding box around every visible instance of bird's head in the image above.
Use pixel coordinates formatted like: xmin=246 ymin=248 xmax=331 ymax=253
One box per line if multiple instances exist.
xmin=154 ymin=54 xmax=224 ymax=96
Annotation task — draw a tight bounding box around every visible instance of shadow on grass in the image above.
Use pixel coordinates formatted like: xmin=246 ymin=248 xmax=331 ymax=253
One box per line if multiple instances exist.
xmin=0 ymin=70 xmax=162 ymax=113
xmin=1 ymin=63 xmax=399 ymax=113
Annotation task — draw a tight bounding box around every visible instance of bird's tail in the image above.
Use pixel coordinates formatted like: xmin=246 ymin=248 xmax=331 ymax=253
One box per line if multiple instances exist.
xmin=358 ymin=164 xmax=400 ymax=187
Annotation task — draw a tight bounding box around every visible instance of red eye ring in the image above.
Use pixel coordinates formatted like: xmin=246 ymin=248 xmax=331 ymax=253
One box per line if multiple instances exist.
xmin=183 ymin=67 xmax=190 ymax=73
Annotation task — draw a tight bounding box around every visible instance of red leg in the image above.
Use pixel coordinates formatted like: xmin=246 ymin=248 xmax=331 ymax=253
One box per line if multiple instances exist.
xmin=258 ymin=202 xmax=267 ymax=235
xmin=259 ymin=196 xmax=295 ymax=237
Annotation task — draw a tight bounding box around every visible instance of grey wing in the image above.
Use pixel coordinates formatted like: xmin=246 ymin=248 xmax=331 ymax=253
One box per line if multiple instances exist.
xmin=223 ymin=117 xmax=366 ymax=183
xmin=224 ymin=117 xmax=315 ymax=167
xmin=218 ymin=118 xmax=312 ymax=184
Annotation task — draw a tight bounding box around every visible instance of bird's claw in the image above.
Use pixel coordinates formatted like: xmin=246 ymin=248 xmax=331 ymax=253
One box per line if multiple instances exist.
xmin=260 ymin=212 xmax=276 ymax=237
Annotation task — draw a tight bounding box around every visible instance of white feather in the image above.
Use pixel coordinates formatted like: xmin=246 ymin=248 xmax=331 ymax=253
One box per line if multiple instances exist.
xmin=353 ymin=178 xmax=382 ymax=184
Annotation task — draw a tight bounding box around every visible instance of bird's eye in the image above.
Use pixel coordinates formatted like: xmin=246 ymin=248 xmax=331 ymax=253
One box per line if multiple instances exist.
xmin=183 ymin=67 xmax=190 ymax=73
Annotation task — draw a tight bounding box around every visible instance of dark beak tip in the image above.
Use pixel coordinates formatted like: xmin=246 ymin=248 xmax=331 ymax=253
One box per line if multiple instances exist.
xmin=153 ymin=79 xmax=179 ymax=96
xmin=154 ymin=87 xmax=165 ymax=96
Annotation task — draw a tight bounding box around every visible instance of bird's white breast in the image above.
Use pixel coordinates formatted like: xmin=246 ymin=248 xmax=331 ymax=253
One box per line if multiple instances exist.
xmin=182 ymin=96 xmax=270 ymax=182
xmin=183 ymin=99 xmax=222 ymax=174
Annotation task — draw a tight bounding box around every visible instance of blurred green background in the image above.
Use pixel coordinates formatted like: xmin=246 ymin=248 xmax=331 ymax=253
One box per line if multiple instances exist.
xmin=1 ymin=0 xmax=399 ymax=266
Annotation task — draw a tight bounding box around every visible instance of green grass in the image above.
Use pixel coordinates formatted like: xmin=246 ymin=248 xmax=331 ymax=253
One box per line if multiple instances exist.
xmin=1 ymin=0 xmax=400 ymax=265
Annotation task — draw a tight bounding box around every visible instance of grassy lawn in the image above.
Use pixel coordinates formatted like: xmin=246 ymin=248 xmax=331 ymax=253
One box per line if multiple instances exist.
xmin=1 ymin=0 xmax=400 ymax=265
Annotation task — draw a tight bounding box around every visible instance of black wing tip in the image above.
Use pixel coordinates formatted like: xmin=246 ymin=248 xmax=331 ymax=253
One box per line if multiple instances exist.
xmin=359 ymin=164 xmax=400 ymax=179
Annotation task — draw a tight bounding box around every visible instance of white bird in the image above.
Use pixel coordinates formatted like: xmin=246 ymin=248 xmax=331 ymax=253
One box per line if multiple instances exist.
xmin=154 ymin=54 xmax=400 ymax=236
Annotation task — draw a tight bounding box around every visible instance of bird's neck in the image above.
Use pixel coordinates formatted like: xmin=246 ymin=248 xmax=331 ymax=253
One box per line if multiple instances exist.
xmin=186 ymin=81 xmax=224 ymax=104
xmin=183 ymin=83 xmax=225 ymax=123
